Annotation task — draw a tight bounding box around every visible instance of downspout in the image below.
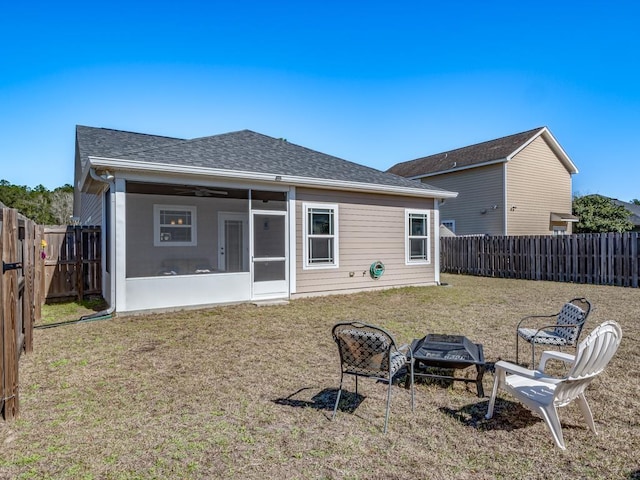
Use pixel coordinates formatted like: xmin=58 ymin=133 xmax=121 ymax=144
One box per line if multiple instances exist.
xmin=434 ymin=198 xmax=441 ymax=285
xmin=89 ymin=167 xmax=116 ymax=317
xmin=503 ymin=163 xmax=508 ymax=235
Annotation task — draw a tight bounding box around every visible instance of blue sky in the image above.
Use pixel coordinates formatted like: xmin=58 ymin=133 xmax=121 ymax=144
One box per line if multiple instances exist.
xmin=1 ymin=1 xmax=638 ymax=201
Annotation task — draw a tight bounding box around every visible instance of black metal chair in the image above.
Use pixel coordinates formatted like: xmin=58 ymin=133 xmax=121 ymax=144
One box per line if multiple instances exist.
xmin=516 ymin=298 xmax=592 ymax=367
xmin=331 ymin=321 xmax=414 ymax=433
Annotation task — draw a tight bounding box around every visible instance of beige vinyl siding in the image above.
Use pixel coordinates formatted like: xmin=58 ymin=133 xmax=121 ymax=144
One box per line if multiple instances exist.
xmin=420 ymin=164 xmax=504 ymax=235
xmin=294 ymin=188 xmax=437 ymax=297
xmin=507 ymin=136 xmax=574 ymax=235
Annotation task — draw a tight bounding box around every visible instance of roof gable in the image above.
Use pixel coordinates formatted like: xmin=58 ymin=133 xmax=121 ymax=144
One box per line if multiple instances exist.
xmin=387 ymin=127 xmax=577 ymax=178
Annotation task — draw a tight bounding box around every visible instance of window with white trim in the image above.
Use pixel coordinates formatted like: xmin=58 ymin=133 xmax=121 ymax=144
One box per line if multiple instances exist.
xmin=303 ymin=203 xmax=339 ymax=268
xmin=406 ymin=209 xmax=430 ymax=264
xmin=154 ymin=205 xmax=197 ymax=247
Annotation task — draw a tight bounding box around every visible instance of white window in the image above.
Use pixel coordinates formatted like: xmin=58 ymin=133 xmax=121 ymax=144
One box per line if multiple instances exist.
xmin=303 ymin=203 xmax=339 ymax=268
xmin=154 ymin=205 xmax=197 ymax=247
xmin=406 ymin=209 xmax=430 ymax=264
xmin=553 ymin=226 xmax=567 ymax=236
xmin=441 ymin=220 xmax=456 ymax=233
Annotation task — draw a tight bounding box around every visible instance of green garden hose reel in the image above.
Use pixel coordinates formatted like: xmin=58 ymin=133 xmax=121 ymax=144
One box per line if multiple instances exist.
xmin=369 ymin=261 xmax=385 ymax=279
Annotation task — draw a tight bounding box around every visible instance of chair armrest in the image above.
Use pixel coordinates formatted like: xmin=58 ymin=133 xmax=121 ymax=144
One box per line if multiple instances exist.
xmin=516 ymin=314 xmax=556 ymax=330
xmin=539 ymin=350 xmax=575 ymax=371
xmin=398 ymin=343 xmax=413 ymax=360
xmin=495 ymin=360 xmax=562 ymax=384
xmin=494 ymin=360 xmax=539 ymax=379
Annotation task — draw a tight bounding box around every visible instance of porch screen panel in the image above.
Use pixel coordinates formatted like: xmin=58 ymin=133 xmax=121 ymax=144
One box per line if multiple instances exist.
xmin=254 ymin=261 xmax=286 ymax=282
xmin=224 ymin=219 xmax=244 ymax=272
xmin=125 ymin=186 xmax=250 ymax=278
xmin=252 ymin=213 xmax=286 ymax=283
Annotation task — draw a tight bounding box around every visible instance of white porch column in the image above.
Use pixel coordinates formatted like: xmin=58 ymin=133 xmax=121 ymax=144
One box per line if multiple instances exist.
xmin=434 ymin=199 xmax=441 ymax=285
xmin=288 ymin=186 xmax=296 ymax=295
xmin=114 ymin=178 xmax=127 ymax=312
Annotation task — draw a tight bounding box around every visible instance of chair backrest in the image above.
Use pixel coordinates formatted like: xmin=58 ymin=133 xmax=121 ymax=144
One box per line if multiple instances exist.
xmin=554 ymin=321 xmax=622 ymax=406
xmin=332 ymin=322 xmax=397 ymax=378
xmin=553 ymin=300 xmax=589 ymax=345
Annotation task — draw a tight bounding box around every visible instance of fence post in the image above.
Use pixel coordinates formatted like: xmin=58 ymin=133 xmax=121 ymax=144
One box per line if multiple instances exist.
xmin=74 ymin=226 xmax=83 ymax=301
xmin=0 ymin=209 xmax=3 ymax=417
xmin=1 ymin=208 xmax=20 ymax=420
xmin=631 ymin=233 xmax=639 ymax=288
xmin=23 ymin=220 xmax=34 ymax=353
xmin=34 ymin=225 xmax=44 ymax=322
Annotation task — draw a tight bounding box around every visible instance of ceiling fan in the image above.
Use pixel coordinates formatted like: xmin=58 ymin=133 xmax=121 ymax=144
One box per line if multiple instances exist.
xmin=173 ymin=186 xmax=229 ymax=197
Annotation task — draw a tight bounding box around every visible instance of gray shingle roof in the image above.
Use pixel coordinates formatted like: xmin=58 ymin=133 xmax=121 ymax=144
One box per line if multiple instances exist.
xmin=77 ymin=126 xmax=453 ymax=195
xmin=76 ymin=125 xmax=184 ymax=169
xmin=610 ymin=198 xmax=640 ymax=226
xmin=387 ymin=127 xmax=545 ymax=178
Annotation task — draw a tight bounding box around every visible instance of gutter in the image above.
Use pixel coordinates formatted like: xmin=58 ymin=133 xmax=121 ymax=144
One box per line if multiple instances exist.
xmin=87 ymin=156 xmax=458 ymax=200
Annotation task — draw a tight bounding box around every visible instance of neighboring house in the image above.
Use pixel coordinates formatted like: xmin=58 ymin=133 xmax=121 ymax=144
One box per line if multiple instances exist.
xmin=605 ymin=196 xmax=640 ymax=232
xmin=74 ymin=126 xmax=457 ymax=314
xmin=388 ymin=127 xmax=579 ymax=236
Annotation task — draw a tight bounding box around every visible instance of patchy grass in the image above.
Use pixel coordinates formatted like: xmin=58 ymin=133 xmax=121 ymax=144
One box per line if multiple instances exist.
xmin=41 ymin=296 xmax=108 ymax=325
xmin=2 ymin=274 xmax=640 ymax=479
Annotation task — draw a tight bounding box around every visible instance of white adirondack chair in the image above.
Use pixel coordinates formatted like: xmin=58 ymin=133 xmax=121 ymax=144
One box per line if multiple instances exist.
xmin=486 ymin=320 xmax=622 ymax=449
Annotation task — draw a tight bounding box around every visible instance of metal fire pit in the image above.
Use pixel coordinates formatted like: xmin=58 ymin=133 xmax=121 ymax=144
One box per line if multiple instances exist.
xmin=409 ymin=334 xmax=486 ymax=397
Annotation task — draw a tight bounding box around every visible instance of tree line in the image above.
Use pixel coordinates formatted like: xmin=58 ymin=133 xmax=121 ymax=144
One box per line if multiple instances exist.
xmin=0 ymin=179 xmax=74 ymax=225
xmin=1 ymin=178 xmax=637 ymax=233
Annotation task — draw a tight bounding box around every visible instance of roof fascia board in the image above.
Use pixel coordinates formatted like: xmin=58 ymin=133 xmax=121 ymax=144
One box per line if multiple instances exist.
xmin=87 ymin=156 xmax=458 ymax=199
xmin=79 ymin=162 xmax=92 ymax=190
xmin=507 ymin=127 xmax=579 ymax=174
xmin=121 ymin=171 xmax=290 ymax=193
xmin=407 ymin=158 xmax=507 ymax=180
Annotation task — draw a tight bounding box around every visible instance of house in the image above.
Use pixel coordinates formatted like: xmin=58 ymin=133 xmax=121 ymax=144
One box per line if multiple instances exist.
xmin=74 ymin=126 xmax=457 ymax=314
xmin=387 ymin=127 xmax=579 ymax=236
xmin=611 ymin=198 xmax=640 ymax=231
xmin=593 ymin=196 xmax=640 ymax=232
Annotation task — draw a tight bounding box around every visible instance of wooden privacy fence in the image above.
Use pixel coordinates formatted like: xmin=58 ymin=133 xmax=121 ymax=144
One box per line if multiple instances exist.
xmin=1 ymin=216 xmax=100 ymax=421
xmin=441 ymin=233 xmax=640 ymax=287
xmin=1 ymin=207 xmax=44 ymax=420
xmin=43 ymin=226 xmax=101 ymax=301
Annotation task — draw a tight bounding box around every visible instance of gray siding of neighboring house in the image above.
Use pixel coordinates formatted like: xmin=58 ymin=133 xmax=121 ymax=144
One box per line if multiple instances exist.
xmin=74 ymin=140 xmax=103 ymax=225
xmin=73 ymin=143 xmax=83 ymax=219
xmin=294 ymin=188 xmax=437 ymax=297
xmin=419 ymin=164 xmax=505 ymax=235
xmin=79 ymin=191 xmax=103 ymax=226
xmin=507 ymin=136 xmax=574 ymax=235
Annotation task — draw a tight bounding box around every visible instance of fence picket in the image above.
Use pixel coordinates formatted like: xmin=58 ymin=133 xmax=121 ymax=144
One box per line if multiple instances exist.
xmin=43 ymin=226 xmax=101 ymax=300
xmin=441 ymin=233 xmax=640 ymax=288
xmin=1 ymin=210 xmax=100 ymax=421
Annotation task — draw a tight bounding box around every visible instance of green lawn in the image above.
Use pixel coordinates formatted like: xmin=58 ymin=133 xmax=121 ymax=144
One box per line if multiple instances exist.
xmin=1 ymin=274 xmax=639 ymax=479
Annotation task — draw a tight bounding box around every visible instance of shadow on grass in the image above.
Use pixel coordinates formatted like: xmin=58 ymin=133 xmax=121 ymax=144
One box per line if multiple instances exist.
xmin=439 ymin=399 xmax=540 ymax=431
xmin=274 ymin=387 xmax=364 ymax=414
xmin=628 ymin=470 xmax=640 ymax=479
